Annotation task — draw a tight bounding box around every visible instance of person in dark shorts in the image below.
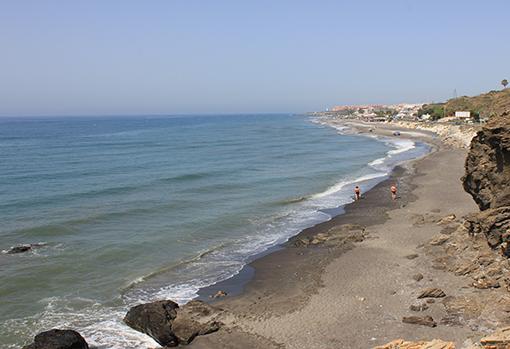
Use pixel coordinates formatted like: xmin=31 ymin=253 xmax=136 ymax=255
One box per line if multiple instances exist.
xmin=354 ymin=186 xmax=361 ymax=200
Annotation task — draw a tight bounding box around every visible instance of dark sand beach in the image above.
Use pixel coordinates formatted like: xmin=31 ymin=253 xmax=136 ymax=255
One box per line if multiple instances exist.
xmin=185 ymin=124 xmax=490 ymax=348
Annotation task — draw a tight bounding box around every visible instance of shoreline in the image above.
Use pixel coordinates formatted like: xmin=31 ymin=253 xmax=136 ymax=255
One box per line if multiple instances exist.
xmin=196 ymin=121 xmax=436 ymax=302
xmin=185 ymin=119 xmax=491 ymax=348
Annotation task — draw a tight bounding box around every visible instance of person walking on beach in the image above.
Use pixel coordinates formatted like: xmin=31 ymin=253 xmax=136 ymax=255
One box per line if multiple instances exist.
xmin=354 ymin=186 xmax=361 ymax=201
xmin=390 ymin=184 xmax=398 ymax=200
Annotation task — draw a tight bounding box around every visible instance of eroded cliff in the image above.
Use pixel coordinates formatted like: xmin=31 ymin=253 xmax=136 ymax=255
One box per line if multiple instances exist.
xmin=463 ymin=112 xmax=510 ymax=252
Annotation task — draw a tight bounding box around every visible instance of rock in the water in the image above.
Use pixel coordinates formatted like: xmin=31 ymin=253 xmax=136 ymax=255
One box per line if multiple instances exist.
xmin=124 ymin=299 xmax=222 ymax=346
xmin=374 ymin=339 xmax=454 ymax=349
xmin=405 ymin=254 xmax=419 ymax=260
xmin=417 ymin=288 xmax=446 ymax=299
xmin=22 ymin=329 xmax=89 ymax=349
xmin=7 ymin=244 xmax=32 ymax=254
xmin=480 ymin=326 xmax=510 ymax=348
xmin=3 ymin=242 xmax=47 ymax=254
xmin=402 ymin=315 xmax=437 ymax=327
xmin=124 ymin=300 xmax=179 ymax=346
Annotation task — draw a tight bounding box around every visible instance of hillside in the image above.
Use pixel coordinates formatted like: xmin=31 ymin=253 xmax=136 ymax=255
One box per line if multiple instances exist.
xmin=418 ymin=88 xmax=510 ymax=120
xmin=445 ymin=88 xmax=510 ymax=118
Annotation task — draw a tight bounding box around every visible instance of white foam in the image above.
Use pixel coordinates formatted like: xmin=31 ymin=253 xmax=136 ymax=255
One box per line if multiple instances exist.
xmin=310 ymin=172 xmax=387 ymax=200
xmin=387 ymin=138 xmax=415 ymax=155
xmin=3 ymin=123 xmax=426 ymax=349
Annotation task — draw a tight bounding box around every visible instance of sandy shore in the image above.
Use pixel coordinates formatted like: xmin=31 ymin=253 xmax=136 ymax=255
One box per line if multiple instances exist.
xmin=189 ymin=123 xmax=481 ymax=348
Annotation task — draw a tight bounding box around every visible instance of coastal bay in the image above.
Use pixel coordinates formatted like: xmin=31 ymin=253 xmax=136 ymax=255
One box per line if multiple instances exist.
xmin=188 ymin=123 xmax=487 ymax=348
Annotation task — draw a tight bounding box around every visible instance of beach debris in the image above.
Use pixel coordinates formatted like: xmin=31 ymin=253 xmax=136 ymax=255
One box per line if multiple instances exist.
xmin=437 ymin=214 xmax=457 ymax=225
xmin=405 ymin=253 xmax=419 ymax=260
xmin=211 ymin=290 xmax=227 ymax=298
xmin=439 ymin=314 xmax=463 ymax=327
xmin=373 ymin=339 xmax=454 ymax=349
xmin=402 ymin=315 xmax=437 ymax=327
xmin=472 ymin=278 xmax=500 ymax=289
xmin=409 ymin=302 xmax=429 ymax=312
xmin=22 ymin=329 xmax=89 ymax=349
xmin=430 ymin=234 xmax=450 ymax=246
xmin=3 ymin=242 xmax=47 ymax=254
xmin=124 ymin=299 xmax=222 ymax=347
xmin=412 ymin=273 xmax=424 ymax=282
xmin=417 ymin=288 xmax=446 ymax=299
xmin=480 ymin=327 xmax=510 ymax=348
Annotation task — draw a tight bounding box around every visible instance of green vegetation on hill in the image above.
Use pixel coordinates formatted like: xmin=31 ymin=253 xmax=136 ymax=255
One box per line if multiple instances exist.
xmin=417 ymin=89 xmax=510 ymax=121
xmin=416 ymin=103 xmax=445 ymax=120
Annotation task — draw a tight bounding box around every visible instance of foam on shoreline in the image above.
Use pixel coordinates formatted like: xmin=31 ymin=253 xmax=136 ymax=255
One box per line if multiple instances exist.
xmin=4 ymin=118 xmax=431 ymax=349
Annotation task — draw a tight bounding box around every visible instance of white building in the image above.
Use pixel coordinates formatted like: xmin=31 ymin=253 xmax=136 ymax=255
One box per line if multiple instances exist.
xmin=455 ymin=111 xmax=471 ymax=119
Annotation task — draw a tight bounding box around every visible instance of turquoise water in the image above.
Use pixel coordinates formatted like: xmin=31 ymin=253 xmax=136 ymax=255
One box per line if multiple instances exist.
xmin=0 ymin=114 xmax=428 ymax=348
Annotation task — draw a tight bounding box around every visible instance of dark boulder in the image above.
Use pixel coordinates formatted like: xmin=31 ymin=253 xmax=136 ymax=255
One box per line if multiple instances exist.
xmin=7 ymin=244 xmax=32 ymax=254
xmin=124 ymin=299 xmax=222 ymax=346
xmin=4 ymin=242 xmax=47 ymax=254
xmin=22 ymin=329 xmax=88 ymax=349
xmin=124 ymin=300 xmax=179 ymax=347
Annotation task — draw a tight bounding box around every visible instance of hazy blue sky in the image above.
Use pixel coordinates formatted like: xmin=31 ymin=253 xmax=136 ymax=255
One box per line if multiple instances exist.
xmin=0 ymin=0 xmax=508 ymax=116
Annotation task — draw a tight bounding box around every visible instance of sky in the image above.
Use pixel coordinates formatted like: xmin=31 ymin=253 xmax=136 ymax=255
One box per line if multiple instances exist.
xmin=0 ymin=0 xmax=509 ymax=116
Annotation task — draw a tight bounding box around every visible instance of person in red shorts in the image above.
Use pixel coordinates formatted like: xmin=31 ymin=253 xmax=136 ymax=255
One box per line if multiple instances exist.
xmin=390 ymin=184 xmax=397 ymax=200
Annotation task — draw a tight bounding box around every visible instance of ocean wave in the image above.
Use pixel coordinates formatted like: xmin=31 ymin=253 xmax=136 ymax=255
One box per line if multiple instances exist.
xmin=310 ymin=172 xmax=387 ymax=200
xmin=387 ymin=138 xmax=416 ymax=155
xmin=0 ymin=296 xmax=158 ymax=349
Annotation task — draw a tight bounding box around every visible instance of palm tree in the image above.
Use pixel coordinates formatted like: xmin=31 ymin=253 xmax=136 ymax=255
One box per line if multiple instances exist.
xmin=502 ymin=79 xmax=508 ymax=89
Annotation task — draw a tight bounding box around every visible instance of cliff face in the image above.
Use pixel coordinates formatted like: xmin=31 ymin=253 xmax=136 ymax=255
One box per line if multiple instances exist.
xmin=463 ymin=112 xmax=510 ymax=251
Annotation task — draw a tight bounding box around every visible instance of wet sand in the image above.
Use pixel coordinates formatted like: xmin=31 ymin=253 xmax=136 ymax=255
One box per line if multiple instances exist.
xmin=190 ymin=124 xmax=479 ymax=348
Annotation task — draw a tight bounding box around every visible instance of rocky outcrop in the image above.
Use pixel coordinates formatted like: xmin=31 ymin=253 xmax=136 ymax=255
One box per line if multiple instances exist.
xmin=463 ymin=113 xmax=510 ymax=253
xmin=124 ymin=299 xmax=222 ymax=347
xmin=393 ymin=120 xmax=478 ymax=148
xmin=463 ymin=113 xmax=510 ymax=210
xmin=22 ymin=329 xmax=88 ymax=349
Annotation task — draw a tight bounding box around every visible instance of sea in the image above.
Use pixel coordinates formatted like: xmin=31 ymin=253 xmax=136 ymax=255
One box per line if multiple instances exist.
xmin=0 ymin=114 xmax=429 ymax=348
